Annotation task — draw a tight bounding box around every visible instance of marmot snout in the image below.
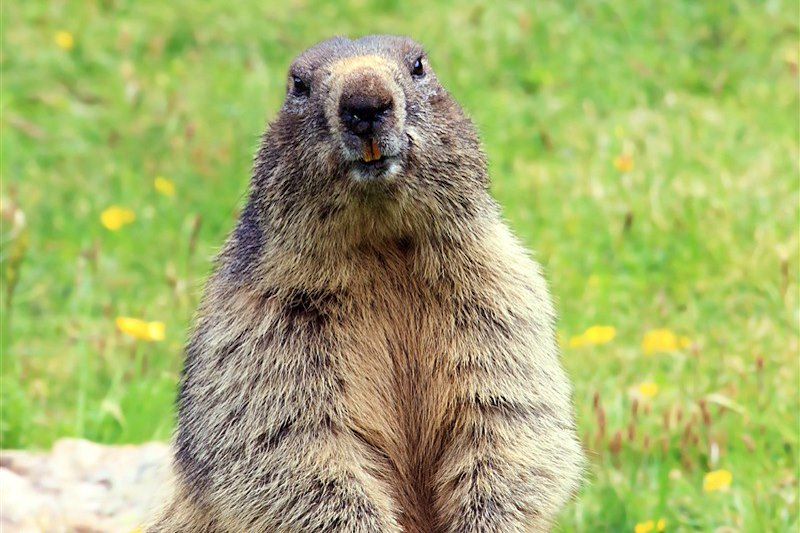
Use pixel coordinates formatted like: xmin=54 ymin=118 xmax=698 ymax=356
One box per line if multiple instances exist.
xmin=151 ymin=35 xmax=585 ymax=533
xmin=330 ymin=56 xmax=407 ymax=168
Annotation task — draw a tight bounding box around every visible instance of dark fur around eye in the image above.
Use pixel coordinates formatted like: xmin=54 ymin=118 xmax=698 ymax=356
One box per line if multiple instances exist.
xmin=291 ymin=76 xmax=310 ymax=97
xmin=411 ymin=57 xmax=425 ymax=78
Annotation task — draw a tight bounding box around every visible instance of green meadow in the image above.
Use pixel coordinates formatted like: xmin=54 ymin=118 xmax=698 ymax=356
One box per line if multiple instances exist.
xmin=2 ymin=1 xmax=798 ymax=530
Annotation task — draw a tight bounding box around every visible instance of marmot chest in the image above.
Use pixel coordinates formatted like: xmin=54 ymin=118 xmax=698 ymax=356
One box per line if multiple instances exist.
xmin=340 ymin=274 xmax=453 ymax=475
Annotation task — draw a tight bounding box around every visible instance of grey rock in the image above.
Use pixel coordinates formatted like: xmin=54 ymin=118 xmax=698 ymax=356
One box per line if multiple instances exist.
xmin=0 ymin=439 xmax=170 ymax=533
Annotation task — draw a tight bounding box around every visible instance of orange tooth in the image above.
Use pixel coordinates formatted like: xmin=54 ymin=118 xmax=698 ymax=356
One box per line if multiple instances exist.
xmin=363 ymin=140 xmax=381 ymax=162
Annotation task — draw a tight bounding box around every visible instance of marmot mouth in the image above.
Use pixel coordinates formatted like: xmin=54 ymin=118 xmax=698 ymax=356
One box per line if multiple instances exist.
xmin=350 ymin=154 xmax=401 ymax=182
xmin=355 ymin=154 xmax=391 ymax=171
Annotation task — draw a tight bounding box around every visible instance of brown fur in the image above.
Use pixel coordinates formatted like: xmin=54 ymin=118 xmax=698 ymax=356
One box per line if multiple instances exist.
xmin=150 ymin=35 xmax=584 ymax=532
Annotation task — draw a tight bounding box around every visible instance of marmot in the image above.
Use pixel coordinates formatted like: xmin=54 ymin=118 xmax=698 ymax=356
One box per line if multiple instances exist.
xmin=150 ymin=35 xmax=584 ymax=533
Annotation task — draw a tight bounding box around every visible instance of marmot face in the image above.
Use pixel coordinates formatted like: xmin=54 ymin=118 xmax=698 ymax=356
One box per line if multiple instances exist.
xmin=252 ymin=35 xmax=489 ymax=243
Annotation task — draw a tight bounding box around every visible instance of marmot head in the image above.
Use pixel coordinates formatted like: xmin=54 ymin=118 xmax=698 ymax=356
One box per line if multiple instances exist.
xmin=272 ymin=35 xmax=486 ymax=182
xmin=288 ymin=35 xmax=418 ymax=183
xmin=231 ymin=36 xmax=495 ymax=273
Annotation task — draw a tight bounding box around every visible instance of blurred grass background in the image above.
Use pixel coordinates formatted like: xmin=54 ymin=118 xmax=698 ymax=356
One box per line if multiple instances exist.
xmin=2 ymin=0 xmax=798 ymax=530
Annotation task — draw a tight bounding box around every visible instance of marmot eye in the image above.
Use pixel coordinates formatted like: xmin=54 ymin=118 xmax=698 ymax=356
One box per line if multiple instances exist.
xmin=291 ymin=76 xmax=310 ymax=97
xmin=411 ymin=57 xmax=425 ymax=78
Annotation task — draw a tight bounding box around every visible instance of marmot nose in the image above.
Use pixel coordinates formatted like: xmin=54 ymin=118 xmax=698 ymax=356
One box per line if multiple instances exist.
xmin=339 ymin=93 xmax=393 ymax=138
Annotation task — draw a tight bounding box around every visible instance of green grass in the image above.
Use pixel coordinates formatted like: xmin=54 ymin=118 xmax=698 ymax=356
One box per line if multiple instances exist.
xmin=2 ymin=0 xmax=798 ymax=530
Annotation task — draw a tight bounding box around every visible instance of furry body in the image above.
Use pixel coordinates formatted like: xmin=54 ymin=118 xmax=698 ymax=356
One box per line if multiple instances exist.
xmin=151 ymin=35 xmax=584 ymax=532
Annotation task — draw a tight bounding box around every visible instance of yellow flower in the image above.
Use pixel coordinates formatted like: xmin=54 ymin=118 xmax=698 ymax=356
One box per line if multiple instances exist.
xmin=154 ymin=176 xmax=176 ymax=197
xmin=642 ymin=329 xmax=691 ymax=355
xmin=634 ymin=519 xmax=665 ymax=533
xmin=703 ymin=469 xmax=733 ymax=492
xmin=637 ymin=382 xmax=659 ymax=398
xmin=100 ymin=206 xmax=136 ymax=231
xmin=54 ymin=31 xmax=74 ymax=51
xmin=614 ymin=154 xmax=634 ymax=172
xmin=116 ymin=317 xmax=166 ymax=342
xmin=568 ymin=325 xmax=616 ymax=348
